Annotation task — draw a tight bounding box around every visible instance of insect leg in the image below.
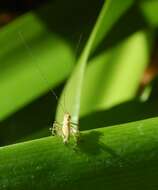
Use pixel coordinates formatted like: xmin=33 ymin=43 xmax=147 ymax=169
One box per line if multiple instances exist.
xmin=70 ymin=122 xmax=78 ymax=126
xmin=51 ymin=121 xmax=62 ymax=136
xmin=70 ymin=125 xmax=80 ymax=144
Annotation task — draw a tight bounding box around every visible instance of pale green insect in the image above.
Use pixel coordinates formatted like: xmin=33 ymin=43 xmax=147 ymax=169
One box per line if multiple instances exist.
xmin=19 ymin=31 xmax=81 ymax=144
xmin=51 ymin=112 xmax=80 ymax=144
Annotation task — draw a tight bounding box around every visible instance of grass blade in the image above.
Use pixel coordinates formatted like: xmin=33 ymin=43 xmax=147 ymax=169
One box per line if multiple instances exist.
xmin=0 ymin=12 xmax=75 ymax=121
xmin=55 ymin=0 xmax=134 ymax=124
xmin=80 ymin=31 xmax=150 ymax=116
xmin=0 ymin=117 xmax=158 ymax=189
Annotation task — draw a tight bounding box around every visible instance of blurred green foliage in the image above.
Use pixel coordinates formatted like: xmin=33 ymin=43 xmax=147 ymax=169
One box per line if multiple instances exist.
xmin=0 ymin=0 xmax=158 ymax=143
xmin=0 ymin=0 xmax=158 ymax=189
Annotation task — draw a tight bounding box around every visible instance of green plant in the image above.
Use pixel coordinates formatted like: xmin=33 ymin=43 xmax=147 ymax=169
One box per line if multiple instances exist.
xmin=0 ymin=0 xmax=158 ymax=189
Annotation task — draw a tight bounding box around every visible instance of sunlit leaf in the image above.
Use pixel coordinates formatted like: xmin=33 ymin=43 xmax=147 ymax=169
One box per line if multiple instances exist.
xmin=1 ymin=117 xmax=158 ymax=189
xmin=0 ymin=13 xmax=75 ymax=121
xmin=56 ymin=0 xmax=134 ymax=124
xmin=80 ymin=31 xmax=150 ymax=116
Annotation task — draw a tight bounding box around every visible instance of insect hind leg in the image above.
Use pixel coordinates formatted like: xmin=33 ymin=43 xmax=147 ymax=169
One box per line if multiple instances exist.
xmin=51 ymin=121 xmax=62 ymax=136
xmin=70 ymin=125 xmax=80 ymax=144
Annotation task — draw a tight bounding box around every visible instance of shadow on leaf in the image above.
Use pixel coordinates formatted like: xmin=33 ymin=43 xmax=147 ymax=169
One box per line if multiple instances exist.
xmin=80 ymin=99 xmax=158 ymax=130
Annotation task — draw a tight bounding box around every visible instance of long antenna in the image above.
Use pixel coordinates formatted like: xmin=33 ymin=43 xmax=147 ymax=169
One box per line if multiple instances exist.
xmin=18 ymin=31 xmax=66 ymax=114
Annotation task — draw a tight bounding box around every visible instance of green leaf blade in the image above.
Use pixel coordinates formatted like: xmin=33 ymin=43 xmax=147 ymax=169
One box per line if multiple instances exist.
xmin=0 ymin=13 xmax=75 ymax=121
xmin=55 ymin=0 xmax=134 ymax=124
xmin=80 ymin=31 xmax=151 ymax=116
xmin=0 ymin=117 xmax=158 ymax=189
